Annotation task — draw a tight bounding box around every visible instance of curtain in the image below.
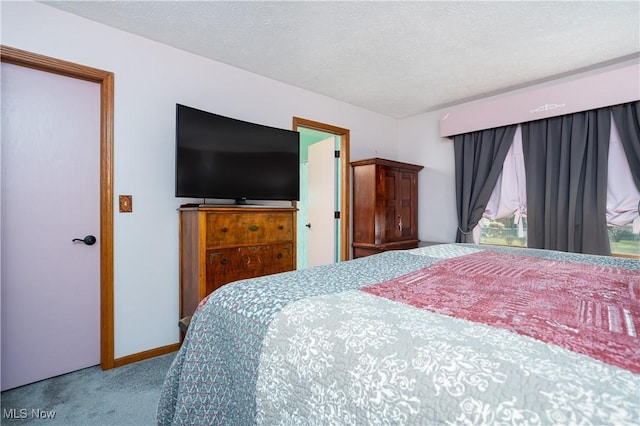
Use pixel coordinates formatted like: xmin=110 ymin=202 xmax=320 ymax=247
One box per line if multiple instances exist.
xmin=607 ymin=115 xmax=640 ymax=232
xmin=481 ymin=125 xmax=527 ymax=242
xmin=454 ymin=125 xmax=517 ymax=243
xmin=521 ymin=109 xmax=611 ymax=255
xmin=610 ymin=101 xmax=640 ymax=191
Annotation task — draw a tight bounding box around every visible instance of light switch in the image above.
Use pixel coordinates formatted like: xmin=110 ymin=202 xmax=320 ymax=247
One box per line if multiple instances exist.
xmin=119 ymin=195 xmax=132 ymax=213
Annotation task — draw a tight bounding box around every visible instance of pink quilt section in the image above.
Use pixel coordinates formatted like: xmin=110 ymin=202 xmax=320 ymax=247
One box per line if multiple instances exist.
xmin=362 ymin=250 xmax=640 ymax=373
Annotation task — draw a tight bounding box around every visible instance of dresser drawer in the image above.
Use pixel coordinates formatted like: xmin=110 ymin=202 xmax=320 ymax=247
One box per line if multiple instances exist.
xmin=206 ymin=212 xmax=293 ymax=246
xmin=266 ymin=243 xmax=294 ymax=270
xmin=205 ymin=243 xmax=293 ymax=293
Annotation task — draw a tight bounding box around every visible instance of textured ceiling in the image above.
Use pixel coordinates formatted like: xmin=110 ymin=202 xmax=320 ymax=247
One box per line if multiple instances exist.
xmin=42 ymin=1 xmax=640 ymax=118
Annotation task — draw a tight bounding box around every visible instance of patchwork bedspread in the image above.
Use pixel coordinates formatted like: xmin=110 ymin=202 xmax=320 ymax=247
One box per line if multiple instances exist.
xmin=157 ymin=244 xmax=640 ymax=425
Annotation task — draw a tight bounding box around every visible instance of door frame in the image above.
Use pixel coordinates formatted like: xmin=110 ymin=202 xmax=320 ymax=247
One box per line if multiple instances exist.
xmin=292 ymin=117 xmax=350 ymax=261
xmin=1 ymin=45 xmax=115 ymax=370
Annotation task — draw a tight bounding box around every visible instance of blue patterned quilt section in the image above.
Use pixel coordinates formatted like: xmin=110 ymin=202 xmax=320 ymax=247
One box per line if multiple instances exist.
xmin=157 ymin=249 xmax=437 ymax=425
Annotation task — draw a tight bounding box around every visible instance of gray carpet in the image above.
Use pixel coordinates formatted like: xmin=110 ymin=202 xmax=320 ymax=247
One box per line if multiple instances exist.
xmin=1 ymin=352 xmax=176 ymax=425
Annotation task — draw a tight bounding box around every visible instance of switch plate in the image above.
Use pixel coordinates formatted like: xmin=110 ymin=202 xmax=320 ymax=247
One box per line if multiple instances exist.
xmin=119 ymin=195 xmax=132 ymax=213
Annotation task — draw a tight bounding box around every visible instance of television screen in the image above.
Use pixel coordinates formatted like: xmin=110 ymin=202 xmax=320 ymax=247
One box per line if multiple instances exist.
xmin=176 ymin=104 xmax=300 ymax=203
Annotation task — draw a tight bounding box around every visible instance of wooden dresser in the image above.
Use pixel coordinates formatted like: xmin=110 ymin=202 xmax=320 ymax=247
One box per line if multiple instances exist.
xmin=179 ymin=205 xmax=296 ymax=319
xmin=351 ymin=158 xmax=423 ymax=258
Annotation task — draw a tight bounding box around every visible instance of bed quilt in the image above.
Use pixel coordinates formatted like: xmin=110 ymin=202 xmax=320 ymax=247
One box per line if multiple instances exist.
xmin=157 ymin=244 xmax=640 ymax=425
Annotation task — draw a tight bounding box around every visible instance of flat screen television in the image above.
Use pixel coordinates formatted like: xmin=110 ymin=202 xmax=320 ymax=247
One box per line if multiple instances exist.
xmin=175 ymin=104 xmax=300 ymax=204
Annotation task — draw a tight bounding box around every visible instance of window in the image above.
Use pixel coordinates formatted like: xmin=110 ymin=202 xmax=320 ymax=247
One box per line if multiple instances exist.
xmin=607 ymin=115 xmax=640 ymax=257
xmin=478 ymin=125 xmax=527 ymax=248
xmin=479 ymin=216 xmax=527 ymax=247
xmin=477 ymin=118 xmax=640 ymax=258
xmin=608 ymin=223 xmax=640 ymax=257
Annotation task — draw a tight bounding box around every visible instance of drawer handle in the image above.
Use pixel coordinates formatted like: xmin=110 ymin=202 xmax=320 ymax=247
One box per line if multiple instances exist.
xmin=220 ymin=258 xmax=228 ymax=265
xmin=248 ymin=225 xmax=259 ymax=232
xmin=277 ymin=253 xmax=283 ymax=259
xmin=221 ymin=227 xmax=228 ymax=233
xmin=278 ymin=225 xmax=284 ymax=230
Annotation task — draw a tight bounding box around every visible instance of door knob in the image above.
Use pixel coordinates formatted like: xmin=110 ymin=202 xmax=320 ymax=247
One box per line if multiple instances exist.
xmin=305 ymin=223 xmax=311 ymax=228
xmin=72 ymin=235 xmax=97 ymax=245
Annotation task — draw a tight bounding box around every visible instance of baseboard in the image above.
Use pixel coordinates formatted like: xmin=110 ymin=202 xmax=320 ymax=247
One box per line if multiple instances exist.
xmin=112 ymin=342 xmax=180 ymax=368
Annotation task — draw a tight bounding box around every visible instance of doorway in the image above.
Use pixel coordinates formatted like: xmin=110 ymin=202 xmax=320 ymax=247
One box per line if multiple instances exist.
xmin=0 ymin=46 xmax=115 ymax=372
xmin=293 ymin=118 xmax=350 ymax=266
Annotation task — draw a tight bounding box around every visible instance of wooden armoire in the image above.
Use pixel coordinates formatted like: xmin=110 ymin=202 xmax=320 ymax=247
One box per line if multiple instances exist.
xmin=351 ymin=158 xmax=423 ymax=258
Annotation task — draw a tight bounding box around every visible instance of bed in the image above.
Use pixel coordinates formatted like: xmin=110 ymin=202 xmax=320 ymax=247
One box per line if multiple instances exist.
xmin=157 ymin=244 xmax=640 ymax=425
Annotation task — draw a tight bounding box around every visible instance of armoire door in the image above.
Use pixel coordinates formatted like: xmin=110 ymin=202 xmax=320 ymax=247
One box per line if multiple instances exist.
xmin=1 ymin=62 xmax=101 ymax=390
xmin=397 ymin=169 xmax=418 ymax=240
xmin=383 ymin=167 xmax=418 ymax=242
xmin=383 ymin=167 xmax=399 ymax=241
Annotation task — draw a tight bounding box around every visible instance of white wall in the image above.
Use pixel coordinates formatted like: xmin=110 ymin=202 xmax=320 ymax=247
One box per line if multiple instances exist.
xmin=1 ymin=1 xmax=399 ymax=358
xmin=398 ymin=111 xmax=457 ymax=243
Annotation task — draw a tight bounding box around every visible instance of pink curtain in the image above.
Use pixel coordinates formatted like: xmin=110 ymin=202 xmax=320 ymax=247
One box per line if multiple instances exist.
xmin=607 ymin=115 xmax=640 ymax=233
xmin=478 ymin=125 xmax=527 ymax=242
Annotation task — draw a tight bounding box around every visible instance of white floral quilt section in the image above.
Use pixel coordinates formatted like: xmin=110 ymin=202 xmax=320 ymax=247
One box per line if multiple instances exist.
xmin=255 ymin=290 xmax=639 ymax=425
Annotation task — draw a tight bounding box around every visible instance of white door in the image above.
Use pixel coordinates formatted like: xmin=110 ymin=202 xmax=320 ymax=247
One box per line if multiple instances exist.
xmin=1 ymin=63 xmax=101 ymax=390
xmin=307 ymin=137 xmax=336 ymax=267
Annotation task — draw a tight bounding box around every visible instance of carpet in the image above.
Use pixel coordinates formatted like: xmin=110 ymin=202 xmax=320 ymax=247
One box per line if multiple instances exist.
xmin=1 ymin=352 xmax=176 ymax=425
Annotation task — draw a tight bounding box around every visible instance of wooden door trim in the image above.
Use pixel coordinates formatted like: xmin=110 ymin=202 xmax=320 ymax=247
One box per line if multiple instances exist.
xmin=1 ymin=45 xmax=115 ymax=370
xmin=292 ymin=117 xmax=351 ymax=261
